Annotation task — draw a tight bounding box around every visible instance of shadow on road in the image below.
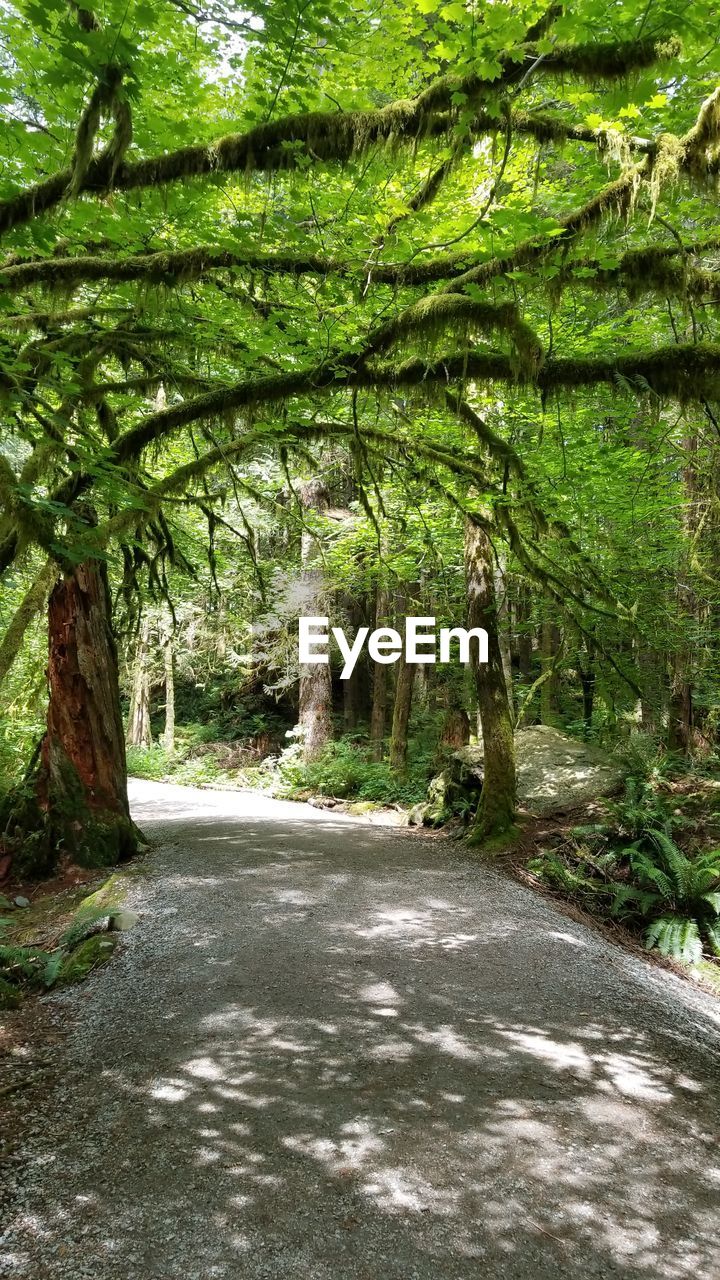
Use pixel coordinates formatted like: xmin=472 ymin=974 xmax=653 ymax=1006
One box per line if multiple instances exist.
xmin=4 ymin=788 xmax=719 ymax=1279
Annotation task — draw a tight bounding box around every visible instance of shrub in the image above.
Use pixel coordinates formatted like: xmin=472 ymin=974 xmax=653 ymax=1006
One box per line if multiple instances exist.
xmin=609 ymin=834 xmax=720 ymax=964
xmin=529 ymin=775 xmax=720 ymax=965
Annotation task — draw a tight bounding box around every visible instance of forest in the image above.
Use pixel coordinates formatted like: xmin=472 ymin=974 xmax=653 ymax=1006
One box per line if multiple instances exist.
xmin=0 ymin=0 xmax=719 ymax=936
xmin=2 ymin=0 xmax=720 ymax=947
xmin=2 ymin=0 xmax=720 ymax=1274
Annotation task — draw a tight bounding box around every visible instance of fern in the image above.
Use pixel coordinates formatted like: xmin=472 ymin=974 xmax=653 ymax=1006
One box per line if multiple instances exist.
xmin=645 ymin=915 xmax=703 ymax=965
xmin=42 ymin=949 xmax=66 ymax=989
xmin=533 ymin=821 xmax=720 ymax=965
xmin=0 ymin=941 xmax=53 ymax=981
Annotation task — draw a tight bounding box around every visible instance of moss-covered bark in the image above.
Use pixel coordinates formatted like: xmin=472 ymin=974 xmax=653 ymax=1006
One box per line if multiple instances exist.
xmin=0 ymin=554 xmax=142 ymax=878
xmin=389 ymin=651 xmax=415 ymax=775
xmin=298 ymin=479 xmax=333 ymax=763
xmin=464 ymin=517 xmax=517 ymax=846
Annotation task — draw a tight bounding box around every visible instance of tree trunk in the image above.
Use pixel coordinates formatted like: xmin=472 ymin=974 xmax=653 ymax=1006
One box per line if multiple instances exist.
xmin=298 ymin=479 xmax=333 ymax=762
xmin=389 ymin=651 xmax=415 ymax=774
xmin=464 ymin=518 xmax=516 ymax=845
xmin=494 ymin=554 xmax=514 ymax=716
xmin=439 ymin=706 xmax=471 ymax=751
xmin=161 ymin=616 xmax=175 ymax=753
xmin=369 ymin=587 xmax=390 ymax=761
xmin=577 ymin=657 xmax=596 ymax=737
xmin=540 ymin=619 xmax=563 ymax=727
xmin=516 ymin=583 xmax=534 ymax=686
xmin=0 ymin=558 xmax=141 ymax=878
xmin=637 ymin=645 xmax=663 ymax=735
xmin=126 ymin=615 xmax=152 ymax=748
xmin=342 ymin=597 xmax=369 ymax=731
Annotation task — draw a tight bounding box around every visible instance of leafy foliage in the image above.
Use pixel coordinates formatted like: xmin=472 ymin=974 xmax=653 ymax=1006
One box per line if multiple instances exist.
xmin=530 ymin=772 xmax=720 ymax=964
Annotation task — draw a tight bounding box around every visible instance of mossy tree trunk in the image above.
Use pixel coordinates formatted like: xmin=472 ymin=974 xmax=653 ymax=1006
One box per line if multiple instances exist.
xmin=637 ymin=646 xmax=663 ymax=735
xmin=494 ymin=552 xmax=515 ymax=716
xmin=389 ymin=650 xmax=415 ymax=775
xmin=577 ymin=644 xmax=596 ymax=736
xmin=298 ymin=478 xmax=333 ymax=762
xmin=161 ymin=614 xmax=175 ymax=753
xmin=516 ymin=583 xmax=534 ymax=688
xmin=668 ymin=434 xmax=699 ymax=753
xmin=126 ymin=614 xmax=152 ymax=748
xmin=465 ymin=517 xmax=516 ymax=845
xmin=1 ymin=557 xmax=141 ymax=877
xmin=540 ymin=617 xmax=563 ymax=727
xmin=369 ymin=586 xmax=390 ymax=761
xmin=342 ymin=597 xmax=369 ymax=731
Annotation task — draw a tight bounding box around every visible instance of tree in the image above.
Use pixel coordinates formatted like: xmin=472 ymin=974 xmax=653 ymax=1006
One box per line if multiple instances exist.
xmin=1 ymin=0 xmax=720 ymax=858
xmin=465 ymin=517 xmax=517 ymax=844
xmin=1 ymin=550 xmax=141 ymax=876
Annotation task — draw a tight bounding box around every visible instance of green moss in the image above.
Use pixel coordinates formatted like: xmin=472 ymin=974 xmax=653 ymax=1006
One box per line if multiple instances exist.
xmin=57 ymin=933 xmax=117 ymax=985
xmin=466 ymin=823 xmax=521 ymax=854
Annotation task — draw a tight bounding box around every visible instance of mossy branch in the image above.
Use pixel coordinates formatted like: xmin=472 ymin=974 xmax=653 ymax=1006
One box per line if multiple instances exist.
xmin=363 ymin=295 xmax=544 ymax=374
xmin=0 ymin=559 xmax=57 ymax=686
xmin=0 ymin=36 xmax=679 ymax=239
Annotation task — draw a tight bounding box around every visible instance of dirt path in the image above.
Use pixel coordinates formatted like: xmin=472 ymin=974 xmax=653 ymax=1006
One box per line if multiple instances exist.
xmin=2 ymin=779 xmax=720 ymax=1279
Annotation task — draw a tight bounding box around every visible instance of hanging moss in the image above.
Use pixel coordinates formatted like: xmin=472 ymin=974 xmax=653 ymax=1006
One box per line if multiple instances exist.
xmin=0 ymin=32 xmax=680 ymax=238
xmin=364 ymin=294 xmax=543 ymax=374
xmin=680 ymin=86 xmax=720 ymax=178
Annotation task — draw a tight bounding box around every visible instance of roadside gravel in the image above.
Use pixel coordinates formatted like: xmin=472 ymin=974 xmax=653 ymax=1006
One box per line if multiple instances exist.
xmin=2 ymin=778 xmax=719 ymax=1279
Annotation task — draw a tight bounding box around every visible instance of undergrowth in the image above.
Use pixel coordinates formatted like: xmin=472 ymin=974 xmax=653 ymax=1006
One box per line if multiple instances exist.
xmin=0 ymin=902 xmax=117 ymax=1005
xmin=528 ymin=758 xmax=720 ymax=966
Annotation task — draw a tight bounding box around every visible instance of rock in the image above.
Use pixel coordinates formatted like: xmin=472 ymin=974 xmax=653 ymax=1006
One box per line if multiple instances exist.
xmin=13 ymin=895 xmax=30 ymax=908
xmin=0 ymin=976 xmax=23 ymax=1009
xmin=406 ymin=803 xmax=427 ymax=827
xmin=515 ymin=725 xmax=624 ymax=814
xmin=109 ymin=909 xmax=139 ymax=931
xmin=346 ymin=801 xmax=382 ymax=816
xmin=57 ymin=934 xmax=117 ymax=984
xmin=426 ymin=726 xmax=624 ymax=825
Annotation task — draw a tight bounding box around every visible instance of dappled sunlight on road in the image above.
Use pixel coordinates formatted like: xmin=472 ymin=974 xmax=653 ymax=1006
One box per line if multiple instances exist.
xmin=3 ymin=781 xmax=719 ymax=1279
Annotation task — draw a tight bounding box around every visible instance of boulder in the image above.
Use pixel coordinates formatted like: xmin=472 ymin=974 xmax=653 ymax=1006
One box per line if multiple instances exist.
xmin=422 ymin=726 xmax=623 ymax=824
xmin=109 ymin=909 xmax=139 ymax=931
xmin=515 ymin=726 xmax=623 ymax=814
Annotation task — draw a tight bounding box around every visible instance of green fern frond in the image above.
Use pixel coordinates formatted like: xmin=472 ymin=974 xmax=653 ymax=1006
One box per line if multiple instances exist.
xmin=703 ymin=919 xmax=720 ymax=957
xmin=645 ymin=914 xmax=703 ymax=964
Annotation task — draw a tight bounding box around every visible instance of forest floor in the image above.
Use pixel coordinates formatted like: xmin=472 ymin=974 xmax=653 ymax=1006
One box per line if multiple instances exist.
xmin=2 ymin=779 xmax=720 ymax=1279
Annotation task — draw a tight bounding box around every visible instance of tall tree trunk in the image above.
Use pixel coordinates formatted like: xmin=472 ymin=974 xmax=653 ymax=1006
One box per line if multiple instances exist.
xmin=369 ymin=586 xmax=390 ymax=761
xmin=342 ymin=597 xmax=369 ymax=731
xmin=161 ymin=615 xmax=175 ymax=753
xmin=540 ymin=618 xmax=563 ymax=728
xmin=516 ymin=583 xmax=534 ymax=687
xmin=0 ymin=557 xmax=141 ymax=878
xmin=494 ymin=553 xmax=514 ymax=716
xmin=465 ymin=518 xmax=516 ymax=845
xmin=577 ymin=649 xmax=596 ymax=737
xmin=389 ymin=651 xmax=415 ymax=774
xmin=438 ymin=706 xmax=471 ymax=752
xmin=637 ymin=645 xmax=663 ymax=735
xmin=298 ymin=479 xmax=333 ymax=762
xmin=126 ymin=615 xmax=152 ymax=748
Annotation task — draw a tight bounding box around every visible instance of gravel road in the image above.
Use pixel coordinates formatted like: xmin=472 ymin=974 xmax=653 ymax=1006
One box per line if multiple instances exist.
xmin=2 ymin=778 xmax=720 ymax=1279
